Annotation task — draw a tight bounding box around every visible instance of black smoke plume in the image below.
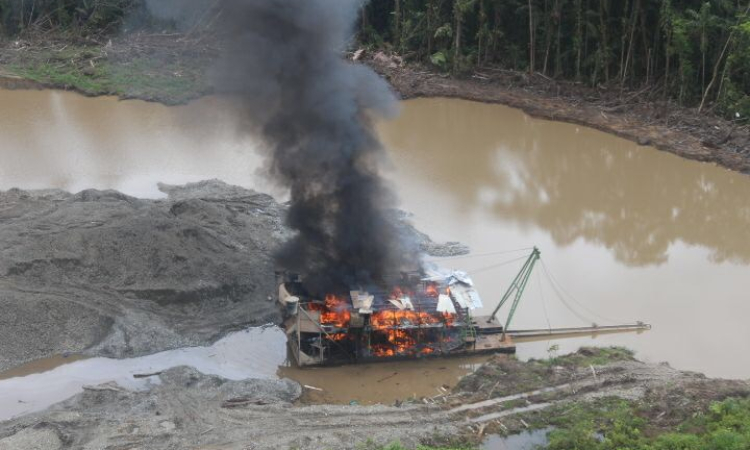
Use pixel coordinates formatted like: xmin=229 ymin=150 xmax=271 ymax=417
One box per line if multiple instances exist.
xmin=214 ymin=0 xmax=416 ymax=294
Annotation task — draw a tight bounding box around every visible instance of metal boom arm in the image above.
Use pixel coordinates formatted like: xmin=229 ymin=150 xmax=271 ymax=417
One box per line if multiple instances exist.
xmin=487 ymin=247 xmax=541 ymax=333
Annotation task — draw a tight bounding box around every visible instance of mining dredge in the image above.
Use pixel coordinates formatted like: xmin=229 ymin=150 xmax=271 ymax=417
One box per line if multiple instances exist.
xmin=277 ymin=248 xmax=650 ymax=366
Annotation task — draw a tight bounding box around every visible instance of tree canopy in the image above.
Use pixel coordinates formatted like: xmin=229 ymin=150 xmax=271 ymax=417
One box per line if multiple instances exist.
xmin=359 ymin=0 xmax=750 ymax=121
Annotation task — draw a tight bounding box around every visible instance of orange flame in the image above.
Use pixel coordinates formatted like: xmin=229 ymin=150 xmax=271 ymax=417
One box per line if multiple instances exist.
xmin=370 ymin=329 xmax=442 ymax=357
xmin=370 ymin=310 xmax=452 ymax=329
xmin=305 ymin=284 xmax=458 ymax=357
xmin=319 ymin=294 xmax=351 ymax=328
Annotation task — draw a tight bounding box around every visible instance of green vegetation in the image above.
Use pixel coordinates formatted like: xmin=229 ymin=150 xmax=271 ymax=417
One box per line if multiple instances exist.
xmin=2 ymin=1 xmax=749 ymax=118
xmin=364 ymin=395 xmax=750 ymax=450
xmin=541 ymin=397 xmax=750 ymax=450
xmin=359 ymin=0 xmax=750 ymax=122
xmin=5 ymin=44 xmax=207 ymax=104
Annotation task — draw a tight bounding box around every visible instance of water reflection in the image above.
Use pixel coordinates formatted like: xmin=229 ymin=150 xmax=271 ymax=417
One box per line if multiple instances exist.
xmin=379 ymin=98 xmax=750 ymax=267
xmin=0 ymin=89 xmax=264 ymax=198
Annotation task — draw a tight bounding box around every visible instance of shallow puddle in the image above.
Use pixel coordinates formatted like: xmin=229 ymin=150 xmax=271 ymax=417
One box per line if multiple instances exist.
xmin=0 ymin=326 xmax=489 ymax=420
xmin=279 ymin=355 xmax=486 ymax=405
xmin=0 ymin=355 xmax=88 ymax=381
xmin=482 ymin=427 xmax=553 ymax=450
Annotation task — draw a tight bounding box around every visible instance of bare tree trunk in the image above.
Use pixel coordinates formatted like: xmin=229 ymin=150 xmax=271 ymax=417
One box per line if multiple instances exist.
xmin=554 ymin=0 xmax=562 ymax=77
xmin=28 ymin=0 xmax=36 ymax=29
xmin=699 ymin=3 xmax=750 ymax=113
xmin=584 ymin=0 xmax=590 ymax=79
xmin=478 ymin=0 xmax=486 ymax=66
xmin=491 ymin=5 xmax=502 ymax=63
xmin=599 ymin=0 xmax=609 ymax=82
xmin=394 ymin=0 xmax=401 ymax=50
xmin=664 ymin=27 xmax=671 ymax=100
xmin=427 ymin=1 xmax=434 ymax=56
xmin=528 ymin=0 xmax=535 ymax=74
xmin=621 ymin=0 xmax=640 ymax=89
xmin=716 ymin=55 xmax=730 ymax=104
xmin=702 ymin=45 xmax=706 ymax=93
xmin=640 ymin=5 xmax=649 ymax=84
xmin=542 ymin=0 xmax=551 ymax=75
xmin=575 ymin=0 xmax=583 ymax=80
xmin=618 ymin=0 xmax=630 ymax=80
xmin=454 ymin=0 xmax=462 ymax=73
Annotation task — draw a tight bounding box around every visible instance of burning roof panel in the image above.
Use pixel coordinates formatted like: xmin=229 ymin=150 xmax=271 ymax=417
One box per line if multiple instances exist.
xmin=424 ymin=270 xmax=484 ymax=310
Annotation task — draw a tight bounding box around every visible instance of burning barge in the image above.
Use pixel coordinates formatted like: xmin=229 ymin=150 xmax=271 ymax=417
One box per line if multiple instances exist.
xmin=277 ymin=248 xmax=651 ymax=367
xmin=278 ymin=270 xmax=513 ymax=366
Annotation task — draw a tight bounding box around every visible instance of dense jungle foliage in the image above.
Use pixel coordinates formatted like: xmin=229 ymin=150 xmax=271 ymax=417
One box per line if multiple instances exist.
xmin=0 ymin=0 xmax=748 ymax=120
xmin=362 ymin=0 xmax=750 ymax=120
xmin=0 ymin=0 xmax=140 ymax=35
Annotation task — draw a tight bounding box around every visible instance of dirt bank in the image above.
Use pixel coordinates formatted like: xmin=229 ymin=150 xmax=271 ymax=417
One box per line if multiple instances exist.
xmin=1 ymin=348 xmax=747 ymax=449
xmin=449 ymin=348 xmax=750 ymax=440
xmin=367 ymin=55 xmax=750 ymax=176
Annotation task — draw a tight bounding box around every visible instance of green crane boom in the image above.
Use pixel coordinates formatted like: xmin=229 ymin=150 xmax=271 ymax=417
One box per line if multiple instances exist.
xmin=487 ymin=247 xmax=541 ymax=337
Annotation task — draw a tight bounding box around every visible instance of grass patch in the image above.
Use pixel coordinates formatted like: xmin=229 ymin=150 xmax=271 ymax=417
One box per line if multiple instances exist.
xmin=3 ymin=43 xmax=208 ymax=104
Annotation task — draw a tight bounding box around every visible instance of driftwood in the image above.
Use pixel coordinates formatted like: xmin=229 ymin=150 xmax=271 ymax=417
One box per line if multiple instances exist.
xmin=221 ymin=397 xmax=272 ymax=408
xmin=82 ymin=382 xmax=124 ymax=393
xmin=133 ymin=371 xmax=163 ymax=379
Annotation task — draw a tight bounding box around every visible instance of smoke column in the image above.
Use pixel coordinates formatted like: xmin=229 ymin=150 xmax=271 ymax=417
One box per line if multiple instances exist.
xmin=214 ymin=0 xmax=415 ymax=293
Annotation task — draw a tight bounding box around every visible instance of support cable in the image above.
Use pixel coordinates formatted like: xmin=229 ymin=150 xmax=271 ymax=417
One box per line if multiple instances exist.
xmin=540 ymin=259 xmax=632 ymax=325
xmin=465 ymin=255 xmax=530 ymax=276
xmin=539 ymin=261 xmax=600 ymax=325
xmin=536 ymin=269 xmax=552 ymax=332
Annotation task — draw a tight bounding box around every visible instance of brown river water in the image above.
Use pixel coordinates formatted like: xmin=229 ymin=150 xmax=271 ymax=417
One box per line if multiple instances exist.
xmin=0 ymin=89 xmax=749 ymax=415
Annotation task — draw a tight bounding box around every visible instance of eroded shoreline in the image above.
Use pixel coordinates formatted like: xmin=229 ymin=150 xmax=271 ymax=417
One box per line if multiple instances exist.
xmin=1 ymin=33 xmax=748 ymax=177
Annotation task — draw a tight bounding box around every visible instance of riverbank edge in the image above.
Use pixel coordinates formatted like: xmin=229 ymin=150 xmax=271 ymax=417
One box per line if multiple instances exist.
xmin=366 ymin=56 xmax=749 ymax=177
xmin=2 ymin=36 xmax=748 ymax=176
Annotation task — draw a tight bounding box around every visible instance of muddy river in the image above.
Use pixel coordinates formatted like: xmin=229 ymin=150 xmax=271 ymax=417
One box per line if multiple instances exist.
xmin=0 ymin=89 xmax=748 ymax=413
